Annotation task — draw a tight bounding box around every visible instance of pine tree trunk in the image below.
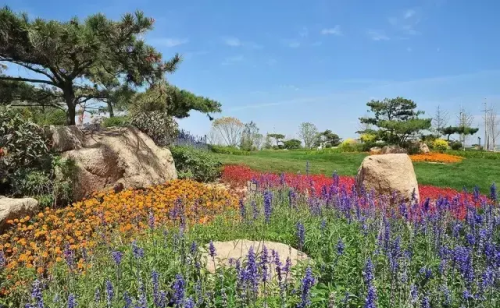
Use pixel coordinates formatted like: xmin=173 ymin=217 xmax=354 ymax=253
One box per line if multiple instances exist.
xmin=107 ymin=102 xmax=114 ymax=117
xmin=64 ymin=86 xmax=77 ymax=125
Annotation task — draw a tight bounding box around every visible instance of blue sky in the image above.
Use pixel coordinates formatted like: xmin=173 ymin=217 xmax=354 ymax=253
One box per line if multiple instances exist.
xmin=5 ymin=0 xmax=500 ymax=142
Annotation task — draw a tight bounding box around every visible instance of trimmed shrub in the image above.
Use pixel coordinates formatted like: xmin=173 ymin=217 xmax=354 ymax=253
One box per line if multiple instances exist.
xmin=132 ymin=111 xmax=178 ymax=146
xmin=339 ymin=138 xmax=358 ymax=152
xmin=432 ymin=139 xmax=449 ymax=153
xmin=209 ymin=145 xmax=250 ymax=155
xmin=170 ymin=146 xmax=222 ymax=182
xmin=450 ymin=141 xmax=463 ymax=151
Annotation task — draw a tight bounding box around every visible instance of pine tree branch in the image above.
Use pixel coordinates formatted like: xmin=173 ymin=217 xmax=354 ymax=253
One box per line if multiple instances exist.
xmin=0 ymin=75 xmax=54 ymax=85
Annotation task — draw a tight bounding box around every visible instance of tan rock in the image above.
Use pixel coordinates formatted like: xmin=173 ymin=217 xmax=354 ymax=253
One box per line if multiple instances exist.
xmin=381 ymin=145 xmax=407 ymax=154
xmin=356 ymin=154 xmax=419 ymax=201
xmin=370 ymin=147 xmax=382 ymax=154
xmin=59 ymin=126 xmax=177 ymax=200
xmin=420 ymin=143 xmax=430 ymax=154
xmin=0 ymin=196 xmax=39 ymax=232
xmin=203 ymin=240 xmax=309 ymax=276
xmin=49 ymin=125 xmax=85 ymax=152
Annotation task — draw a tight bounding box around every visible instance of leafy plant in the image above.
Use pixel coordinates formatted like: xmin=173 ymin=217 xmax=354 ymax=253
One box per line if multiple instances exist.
xmin=101 ymin=116 xmax=131 ymax=128
xmin=450 ymin=141 xmax=463 ymax=151
xmin=432 ymin=139 xmax=449 ymax=153
xmin=170 ymin=146 xmax=222 ymax=182
xmin=131 ymin=110 xmax=178 ymax=146
xmin=209 ymin=145 xmax=250 ymax=155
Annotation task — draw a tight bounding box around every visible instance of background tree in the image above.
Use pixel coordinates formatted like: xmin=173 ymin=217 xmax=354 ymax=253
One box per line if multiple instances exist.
xmin=359 ymin=97 xmax=432 ymax=147
xmin=0 ymin=7 xmax=181 ymax=125
xmin=212 ymin=117 xmax=244 ymax=147
xmin=298 ymin=122 xmax=318 ymax=149
xmin=263 ymin=134 xmax=273 ymax=149
xmin=456 ymin=107 xmax=475 ymax=147
xmin=314 ymin=129 xmax=341 ymax=148
xmin=283 ymin=139 xmax=302 ymax=149
xmin=240 ymin=121 xmax=260 ymax=151
xmin=432 ymin=105 xmax=449 ymax=137
xmin=267 ymin=133 xmax=285 ymax=147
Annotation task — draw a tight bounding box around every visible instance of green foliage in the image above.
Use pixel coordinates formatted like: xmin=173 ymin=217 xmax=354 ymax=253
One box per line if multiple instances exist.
xmin=267 ymin=133 xmax=285 ymax=147
xmin=263 ymin=134 xmax=273 ymax=149
xmin=170 ymin=146 xmax=221 ymax=182
xmin=314 ymin=129 xmax=342 ymax=147
xmin=450 ymin=141 xmax=463 ymax=151
xmin=448 ymin=149 xmax=500 ymax=160
xmin=283 ymin=138 xmax=302 ymax=149
xmin=209 ymin=145 xmax=250 ymax=156
xmin=102 ymin=116 xmax=131 ymax=128
xmin=240 ymin=121 xmax=260 ymax=151
xmin=0 ymin=7 xmax=181 ymax=124
xmin=440 ymin=125 xmax=479 ymax=140
xmin=359 ymin=97 xmax=432 ymax=147
xmin=298 ymin=122 xmax=318 ymax=149
xmin=0 ymin=107 xmax=50 ymax=180
xmin=432 ymin=139 xmax=449 ymax=153
xmin=131 ymin=110 xmax=178 ymax=146
xmin=339 ymin=138 xmax=359 ymax=152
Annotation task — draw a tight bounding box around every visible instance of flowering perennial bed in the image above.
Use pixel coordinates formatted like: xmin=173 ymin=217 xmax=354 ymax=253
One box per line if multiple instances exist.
xmin=0 ymin=180 xmax=238 ymax=295
xmin=6 ymin=166 xmax=500 ymax=308
xmin=410 ymin=153 xmax=464 ymax=163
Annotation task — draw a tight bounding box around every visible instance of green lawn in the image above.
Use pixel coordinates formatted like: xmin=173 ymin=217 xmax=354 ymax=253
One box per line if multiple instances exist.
xmin=216 ymin=150 xmax=499 ymax=193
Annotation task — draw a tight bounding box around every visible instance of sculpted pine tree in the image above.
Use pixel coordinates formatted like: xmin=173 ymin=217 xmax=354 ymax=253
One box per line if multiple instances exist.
xmin=0 ymin=7 xmax=180 ymax=125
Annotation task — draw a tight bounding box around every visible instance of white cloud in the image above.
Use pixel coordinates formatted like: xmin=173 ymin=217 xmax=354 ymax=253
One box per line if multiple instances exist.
xmin=221 ymin=55 xmax=244 ymax=65
xmin=321 ymin=25 xmax=342 ymax=36
xmin=279 ymin=84 xmax=300 ymax=91
xmin=183 ymin=50 xmax=209 ymax=59
xmin=404 ymin=9 xmax=416 ymax=19
xmin=299 ymin=27 xmax=309 ymax=37
xmin=150 ymin=38 xmax=189 ymax=47
xmin=224 ymin=37 xmax=242 ymax=47
xmin=367 ymin=30 xmax=390 ymax=41
xmin=223 ymin=37 xmax=262 ymax=49
xmin=283 ymin=39 xmax=301 ymax=48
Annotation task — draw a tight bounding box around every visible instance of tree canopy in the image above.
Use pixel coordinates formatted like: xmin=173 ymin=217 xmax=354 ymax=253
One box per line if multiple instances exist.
xmin=440 ymin=126 xmax=479 ymax=141
xmin=298 ymin=122 xmax=318 ymax=149
xmin=314 ymin=129 xmax=341 ymax=147
xmin=0 ymin=7 xmax=181 ymax=125
xmin=359 ymin=97 xmax=431 ymax=147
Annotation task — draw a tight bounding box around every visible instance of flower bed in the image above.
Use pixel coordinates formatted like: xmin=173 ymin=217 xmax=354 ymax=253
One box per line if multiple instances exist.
xmin=410 ymin=152 xmax=463 ymax=163
xmin=0 ymin=180 xmax=238 ymax=294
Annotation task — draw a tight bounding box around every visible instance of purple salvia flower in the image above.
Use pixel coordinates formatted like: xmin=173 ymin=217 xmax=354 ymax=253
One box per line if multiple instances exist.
xmin=264 ymin=190 xmax=273 ymax=223
xmin=441 ymin=285 xmax=451 ymax=306
xmin=365 ymin=284 xmax=377 ymax=308
xmin=246 ymin=246 xmax=259 ymax=295
xmin=158 ymin=291 xmax=167 ymax=308
xmin=105 ymin=280 xmax=114 ymax=307
xmin=123 ymin=292 xmax=132 ymax=308
xmin=284 ymin=257 xmax=292 ymax=274
xmin=190 ymin=241 xmax=198 ymax=255
xmin=148 ymin=211 xmax=155 ymax=229
xmin=336 ymin=238 xmax=345 ymax=256
xmin=363 ymin=259 xmax=374 ymax=284
xmin=208 ymin=240 xmax=216 ymax=258
xmin=152 ymin=271 xmax=160 ymax=306
xmin=491 ymin=183 xmax=497 ymax=201
xmin=137 ymin=281 xmax=147 ymax=308
xmin=261 ymin=245 xmax=269 ymax=283
xmin=0 ymin=251 xmax=4 ymax=268
xmin=251 ymin=200 xmax=259 ymax=220
xmin=63 ymin=243 xmax=74 ymax=269
xmin=132 ymin=241 xmax=144 ymax=259
xmin=239 ymin=199 xmax=246 ymax=220
xmin=111 ymin=251 xmax=123 ymax=266
xmin=30 ymin=279 xmax=44 ymax=308
xmin=185 ymin=297 xmax=195 ymax=308
xmin=410 ymin=285 xmax=418 ymax=304
xmin=172 ymin=274 xmax=186 ymax=305
xmin=421 ymin=296 xmax=430 ymax=308
xmin=297 ymin=222 xmax=305 ymax=250
xmin=297 ymin=267 xmax=315 ymax=308
xmin=94 ymin=288 xmax=100 ymax=303
xmin=67 ymin=294 xmax=76 ymax=308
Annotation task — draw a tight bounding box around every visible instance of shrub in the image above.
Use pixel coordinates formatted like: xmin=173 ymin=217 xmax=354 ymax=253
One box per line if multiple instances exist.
xmin=432 ymin=139 xmax=449 ymax=153
xmin=131 ymin=111 xmax=178 ymax=146
xmin=339 ymin=138 xmax=358 ymax=152
xmin=170 ymin=146 xmax=222 ymax=182
xmin=450 ymin=141 xmax=463 ymax=151
xmin=209 ymin=145 xmax=250 ymax=155
xmin=0 ymin=107 xmax=50 ymax=185
xmin=102 ymin=116 xmax=130 ymax=128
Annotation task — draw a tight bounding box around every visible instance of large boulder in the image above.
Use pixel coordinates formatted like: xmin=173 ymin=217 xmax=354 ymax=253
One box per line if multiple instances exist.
xmin=51 ymin=126 xmax=177 ymax=201
xmin=49 ymin=125 xmax=85 ymax=152
xmin=381 ymin=145 xmax=407 ymax=154
xmin=356 ymin=154 xmax=419 ymax=201
xmin=370 ymin=147 xmax=382 ymax=154
xmin=0 ymin=196 xmax=39 ymax=232
xmin=203 ymin=240 xmax=309 ymax=276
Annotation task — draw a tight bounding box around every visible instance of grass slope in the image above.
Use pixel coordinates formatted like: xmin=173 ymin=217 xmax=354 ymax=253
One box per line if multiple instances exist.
xmin=216 ymin=150 xmax=499 ymax=193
